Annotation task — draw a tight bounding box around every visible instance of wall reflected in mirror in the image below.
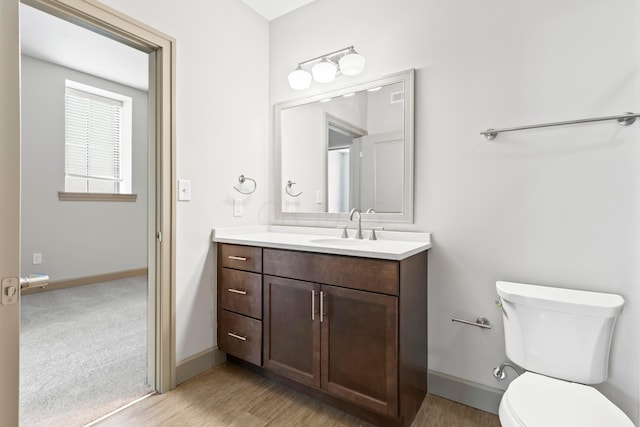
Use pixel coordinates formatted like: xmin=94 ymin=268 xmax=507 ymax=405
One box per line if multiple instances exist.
xmin=281 ymin=81 xmax=404 ymax=214
xmin=275 ymin=69 xmax=414 ymax=224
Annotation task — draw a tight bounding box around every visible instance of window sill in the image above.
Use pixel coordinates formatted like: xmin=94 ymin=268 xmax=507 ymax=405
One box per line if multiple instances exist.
xmin=58 ymin=192 xmax=138 ymax=202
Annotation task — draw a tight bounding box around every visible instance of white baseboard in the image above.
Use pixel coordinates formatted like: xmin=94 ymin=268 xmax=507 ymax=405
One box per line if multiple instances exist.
xmin=176 ymin=347 xmax=227 ymax=385
xmin=427 ymin=370 xmax=504 ymax=415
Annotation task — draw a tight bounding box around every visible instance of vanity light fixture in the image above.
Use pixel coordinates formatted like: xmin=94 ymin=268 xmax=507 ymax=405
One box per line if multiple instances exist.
xmin=312 ymin=57 xmax=338 ymax=83
xmin=287 ymin=45 xmax=365 ymax=90
xmin=288 ymin=65 xmax=312 ymax=90
xmin=338 ymin=47 xmax=366 ymax=76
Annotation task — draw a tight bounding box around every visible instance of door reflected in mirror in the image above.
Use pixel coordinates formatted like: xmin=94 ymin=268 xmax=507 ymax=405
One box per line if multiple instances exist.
xmin=276 ymin=69 xmax=414 ymax=224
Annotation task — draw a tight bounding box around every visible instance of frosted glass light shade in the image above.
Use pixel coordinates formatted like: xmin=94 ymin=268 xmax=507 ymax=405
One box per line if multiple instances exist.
xmin=312 ymin=58 xmax=337 ymax=83
xmin=288 ymin=66 xmax=312 ymax=90
xmin=338 ymin=51 xmax=365 ymax=76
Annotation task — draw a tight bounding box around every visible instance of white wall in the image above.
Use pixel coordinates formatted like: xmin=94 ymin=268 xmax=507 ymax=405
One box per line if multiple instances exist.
xmin=96 ymin=0 xmax=270 ymax=363
xmin=88 ymin=0 xmax=640 ymax=421
xmin=271 ymin=0 xmax=640 ymax=422
xmin=280 ymin=104 xmax=326 ymax=212
xmin=20 ymin=55 xmax=148 ymax=281
xmin=366 ymin=83 xmax=403 ymax=135
xmin=281 ymin=96 xmax=366 ymax=212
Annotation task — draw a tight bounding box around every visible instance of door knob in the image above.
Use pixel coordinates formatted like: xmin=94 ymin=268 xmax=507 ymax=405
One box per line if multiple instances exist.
xmin=19 ymin=274 xmax=49 ymax=290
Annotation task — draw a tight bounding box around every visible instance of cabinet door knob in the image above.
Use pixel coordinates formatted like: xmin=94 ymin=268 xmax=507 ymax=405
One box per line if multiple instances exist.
xmin=227 ymin=332 xmax=247 ymax=341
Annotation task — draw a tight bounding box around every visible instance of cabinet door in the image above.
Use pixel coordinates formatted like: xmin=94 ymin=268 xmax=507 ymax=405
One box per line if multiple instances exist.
xmin=321 ymin=285 xmax=398 ymax=416
xmin=263 ymin=275 xmax=320 ymax=388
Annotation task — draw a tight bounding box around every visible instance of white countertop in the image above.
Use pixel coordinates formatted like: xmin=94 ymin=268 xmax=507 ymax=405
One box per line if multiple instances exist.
xmin=211 ymin=226 xmax=431 ymax=260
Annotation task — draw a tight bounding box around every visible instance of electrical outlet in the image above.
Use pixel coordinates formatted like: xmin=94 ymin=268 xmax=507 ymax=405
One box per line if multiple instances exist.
xmin=32 ymin=253 xmax=42 ymax=265
xmin=315 ymin=191 xmax=323 ymax=204
xmin=233 ymin=198 xmax=244 ymax=217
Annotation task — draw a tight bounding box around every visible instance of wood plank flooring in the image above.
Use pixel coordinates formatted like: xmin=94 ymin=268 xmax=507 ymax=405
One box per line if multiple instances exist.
xmin=98 ymin=363 xmax=501 ymax=427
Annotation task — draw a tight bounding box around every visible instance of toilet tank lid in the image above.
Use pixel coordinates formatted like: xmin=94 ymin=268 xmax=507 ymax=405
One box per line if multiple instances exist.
xmin=496 ymin=281 xmax=624 ymax=317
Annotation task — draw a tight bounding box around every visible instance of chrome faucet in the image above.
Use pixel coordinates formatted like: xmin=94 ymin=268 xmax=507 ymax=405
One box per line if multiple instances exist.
xmin=349 ymin=208 xmax=363 ymax=240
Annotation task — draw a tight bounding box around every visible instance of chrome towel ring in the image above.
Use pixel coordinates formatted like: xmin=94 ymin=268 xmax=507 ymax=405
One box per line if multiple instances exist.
xmin=233 ymin=175 xmax=257 ymax=195
xmin=285 ymin=180 xmax=302 ymax=197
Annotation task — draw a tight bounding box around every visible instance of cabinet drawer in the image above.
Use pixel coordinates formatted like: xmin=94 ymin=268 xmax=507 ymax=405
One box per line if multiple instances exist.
xmin=220 ymin=244 xmax=262 ymax=272
xmin=263 ymin=249 xmax=399 ymax=295
xmin=219 ymin=310 xmax=262 ymax=366
xmin=220 ymin=268 xmax=262 ymax=319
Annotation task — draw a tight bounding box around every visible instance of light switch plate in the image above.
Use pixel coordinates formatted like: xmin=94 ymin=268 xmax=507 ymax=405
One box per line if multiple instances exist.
xmin=1 ymin=277 xmax=18 ymax=305
xmin=178 ymin=179 xmax=191 ymax=201
xmin=315 ymin=191 xmax=323 ymax=204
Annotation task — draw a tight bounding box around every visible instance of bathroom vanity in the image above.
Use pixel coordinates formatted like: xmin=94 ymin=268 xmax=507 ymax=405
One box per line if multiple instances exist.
xmin=213 ymin=227 xmax=430 ymax=427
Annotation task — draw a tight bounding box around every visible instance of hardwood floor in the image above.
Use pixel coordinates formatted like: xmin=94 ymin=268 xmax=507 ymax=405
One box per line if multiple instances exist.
xmin=98 ymin=363 xmax=501 ymax=427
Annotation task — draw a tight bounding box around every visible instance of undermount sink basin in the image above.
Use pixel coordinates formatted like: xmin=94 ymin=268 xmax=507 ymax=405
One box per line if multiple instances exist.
xmin=310 ymin=238 xmax=374 ymax=247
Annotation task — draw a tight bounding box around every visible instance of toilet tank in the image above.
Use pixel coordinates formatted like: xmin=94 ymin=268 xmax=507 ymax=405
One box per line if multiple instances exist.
xmin=496 ymin=281 xmax=624 ymax=384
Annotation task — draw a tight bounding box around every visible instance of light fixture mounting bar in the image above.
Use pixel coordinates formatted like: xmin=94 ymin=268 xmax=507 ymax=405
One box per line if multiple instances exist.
xmin=298 ymin=46 xmax=355 ymax=67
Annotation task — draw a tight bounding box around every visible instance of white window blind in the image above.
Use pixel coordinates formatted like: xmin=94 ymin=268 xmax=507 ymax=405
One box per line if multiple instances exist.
xmin=64 ymin=82 xmax=132 ymax=194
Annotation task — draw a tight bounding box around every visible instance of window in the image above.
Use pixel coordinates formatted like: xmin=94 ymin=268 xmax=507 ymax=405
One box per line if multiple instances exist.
xmin=64 ymin=80 xmax=132 ymax=194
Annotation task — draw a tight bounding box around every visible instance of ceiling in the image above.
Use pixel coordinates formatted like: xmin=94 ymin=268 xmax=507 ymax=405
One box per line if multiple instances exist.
xmin=240 ymin=0 xmax=317 ymax=21
xmin=19 ymin=0 xmax=317 ymax=93
xmin=20 ymin=3 xmax=149 ymax=91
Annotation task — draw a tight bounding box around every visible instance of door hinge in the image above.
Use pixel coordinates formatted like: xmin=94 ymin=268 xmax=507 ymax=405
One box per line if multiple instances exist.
xmin=157 ymin=231 xmax=163 ymax=242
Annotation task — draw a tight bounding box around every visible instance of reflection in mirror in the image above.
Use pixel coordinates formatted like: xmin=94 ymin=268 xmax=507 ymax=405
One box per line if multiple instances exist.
xmin=326 ymin=113 xmax=367 ymax=213
xmin=275 ymin=69 xmax=414 ymax=224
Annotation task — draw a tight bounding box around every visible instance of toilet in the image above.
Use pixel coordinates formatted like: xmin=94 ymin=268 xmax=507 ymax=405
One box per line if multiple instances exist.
xmin=496 ymin=280 xmax=634 ymax=426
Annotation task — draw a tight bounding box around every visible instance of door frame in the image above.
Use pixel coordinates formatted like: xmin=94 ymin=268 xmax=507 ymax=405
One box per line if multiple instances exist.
xmin=23 ymin=0 xmax=176 ymax=393
xmin=0 ymin=0 xmax=22 ymax=424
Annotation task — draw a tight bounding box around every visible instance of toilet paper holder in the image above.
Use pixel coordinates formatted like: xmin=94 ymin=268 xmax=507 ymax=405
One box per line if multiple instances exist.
xmin=451 ymin=316 xmax=492 ymax=329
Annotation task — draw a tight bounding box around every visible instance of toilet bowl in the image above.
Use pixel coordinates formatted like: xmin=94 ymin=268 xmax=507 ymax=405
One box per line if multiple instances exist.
xmin=496 ymin=281 xmax=633 ymax=426
xmin=499 ymin=372 xmax=633 ymax=427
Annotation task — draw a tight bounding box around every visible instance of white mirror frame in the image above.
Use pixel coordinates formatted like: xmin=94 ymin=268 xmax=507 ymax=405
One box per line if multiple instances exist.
xmin=273 ymin=69 xmax=415 ymax=226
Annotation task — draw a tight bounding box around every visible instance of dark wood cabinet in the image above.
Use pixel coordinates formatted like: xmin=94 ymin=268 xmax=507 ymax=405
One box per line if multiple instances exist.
xmin=217 ymin=243 xmax=428 ymax=427
xmin=263 ymin=275 xmax=320 ymax=388
xmin=217 ymin=244 xmax=263 ymax=366
xmin=218 ymin=310 xmax=262 ymax=366
xmin=220 ymin=268 xmax=262 ymax=318
xmin=321 ymin=285 xmax=398 ymax=416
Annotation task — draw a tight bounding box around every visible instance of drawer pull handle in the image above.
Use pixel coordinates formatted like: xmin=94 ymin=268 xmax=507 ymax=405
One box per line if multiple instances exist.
xmin=227 ymin=256 xmax=247 ymax=261
xmin=227 ymin=332 xmax=247 ymax=341
xmin=320 ymin=291 xmax=325 ymax=323
xmin=227 ymin=288 xmax=247 ymax=295
xmin=311 ymin=290 xmax=315 ymax=321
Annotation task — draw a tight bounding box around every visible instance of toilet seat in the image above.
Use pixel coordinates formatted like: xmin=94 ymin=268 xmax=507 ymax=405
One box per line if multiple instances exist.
xmin=499 ymin=372 xmax=633 ymax=427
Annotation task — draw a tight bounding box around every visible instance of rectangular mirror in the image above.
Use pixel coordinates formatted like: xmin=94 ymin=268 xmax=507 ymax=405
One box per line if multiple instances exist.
xmin=274 ymin=69 xmax=414 ymax=224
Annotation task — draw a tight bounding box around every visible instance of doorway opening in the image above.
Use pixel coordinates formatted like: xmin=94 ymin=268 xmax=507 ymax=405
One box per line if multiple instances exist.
xmin=325 ymin=113 xmax=367 ymax=213
xmin=16 ymin=0 xmax=176 ymax=424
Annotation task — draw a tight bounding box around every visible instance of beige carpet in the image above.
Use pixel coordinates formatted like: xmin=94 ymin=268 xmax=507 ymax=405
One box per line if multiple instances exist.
xmin=20 ymin=276 xmax=153 ymax=427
